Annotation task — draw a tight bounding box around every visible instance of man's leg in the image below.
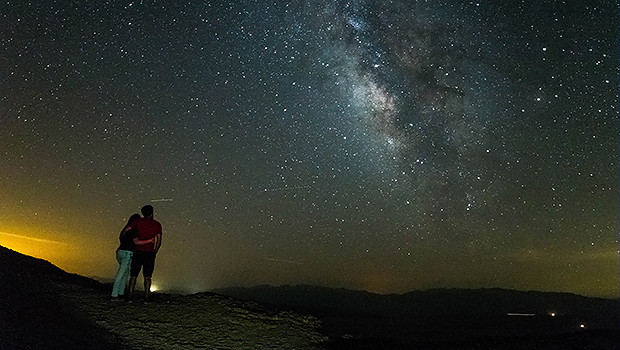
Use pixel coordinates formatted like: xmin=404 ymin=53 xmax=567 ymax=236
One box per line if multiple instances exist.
xmin=128 ymin=276 xmax=137 ymax=299
xmin=128 ymin=252 xmax=141 ymax=300
xmin=144 ymin=277 xmax=152 ymax=299
xmin=143 ymin=252 xmax=156 ymax=300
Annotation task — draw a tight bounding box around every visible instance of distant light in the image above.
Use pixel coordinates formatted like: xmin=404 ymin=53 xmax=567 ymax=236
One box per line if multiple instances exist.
xmin=549 ymin=312 xmax=556 ymax=317
xmin=580 ymin=324 xmax=586 ymax=329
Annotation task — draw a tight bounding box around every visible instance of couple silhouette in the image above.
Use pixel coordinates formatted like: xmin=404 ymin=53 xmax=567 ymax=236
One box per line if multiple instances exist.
xmin=111 ymin=205 xmax=162 ymax=301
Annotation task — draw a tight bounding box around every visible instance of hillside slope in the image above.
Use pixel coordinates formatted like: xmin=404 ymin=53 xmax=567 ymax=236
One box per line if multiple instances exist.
xmin=0 ymin=246 xmax=325 ymax=349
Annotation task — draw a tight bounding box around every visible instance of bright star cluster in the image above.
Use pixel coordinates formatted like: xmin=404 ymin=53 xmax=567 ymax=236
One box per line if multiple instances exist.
xmin=0 ymin=1 xmax=617 ymax=297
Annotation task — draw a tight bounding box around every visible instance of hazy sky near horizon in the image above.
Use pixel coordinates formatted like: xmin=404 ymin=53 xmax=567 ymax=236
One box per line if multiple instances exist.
xmin=1 ymin=1 xmax=618 ymax=297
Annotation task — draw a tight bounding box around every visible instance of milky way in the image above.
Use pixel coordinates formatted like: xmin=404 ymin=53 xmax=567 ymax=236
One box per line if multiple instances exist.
xmin=1 ymin=1 xmax=617 ymax=297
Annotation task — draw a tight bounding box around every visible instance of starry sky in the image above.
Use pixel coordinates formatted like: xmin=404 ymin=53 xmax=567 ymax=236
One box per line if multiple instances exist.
xmin=1 ymin=1 xmax=618 ymax=298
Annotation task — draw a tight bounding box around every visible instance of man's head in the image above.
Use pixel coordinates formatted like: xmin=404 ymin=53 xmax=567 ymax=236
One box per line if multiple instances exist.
xmin=141 ymin=205 xmax=154 ymax=217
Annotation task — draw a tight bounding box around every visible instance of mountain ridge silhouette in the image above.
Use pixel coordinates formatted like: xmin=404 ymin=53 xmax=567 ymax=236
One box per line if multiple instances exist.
xmin=214 ymin=283 xmax=618 ymax=319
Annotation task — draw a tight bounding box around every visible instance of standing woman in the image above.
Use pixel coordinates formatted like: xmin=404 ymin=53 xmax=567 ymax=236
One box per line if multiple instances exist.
xmin=111 ymin=214 xmax=141 ymax=300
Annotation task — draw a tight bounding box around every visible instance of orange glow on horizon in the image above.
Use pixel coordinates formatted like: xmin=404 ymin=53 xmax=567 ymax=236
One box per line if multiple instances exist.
xmin=0 ymin=230 xmax=73 ymax=268
xmin=0 ymin=229 xmax=123 ymax=280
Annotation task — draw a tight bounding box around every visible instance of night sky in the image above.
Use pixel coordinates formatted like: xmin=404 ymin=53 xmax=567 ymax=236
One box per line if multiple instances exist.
xmin=1 ymin=1 xmax=618 ymax=298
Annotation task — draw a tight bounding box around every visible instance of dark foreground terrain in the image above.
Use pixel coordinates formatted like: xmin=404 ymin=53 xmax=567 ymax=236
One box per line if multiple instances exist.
xmin=216 ymin=285 xmax=620 ymax=350
xmin=1 ymin=244 xmax=618 ymax=350
xmin=0 ymin=245 xmax=325 ymax=349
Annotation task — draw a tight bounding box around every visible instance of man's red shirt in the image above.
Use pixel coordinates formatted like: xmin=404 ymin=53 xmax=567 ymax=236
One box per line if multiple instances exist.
xmin=134 ymin=217 xmax=162 ymax=252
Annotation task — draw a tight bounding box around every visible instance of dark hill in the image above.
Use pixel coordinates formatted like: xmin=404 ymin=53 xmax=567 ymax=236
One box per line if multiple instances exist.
xmin=0 ymin=245 xmax=123 ymax=349
xmin=214 ymin=284 xmax=618 ymax=320
xmin=215 ymin=284 xmax=620 ymax=349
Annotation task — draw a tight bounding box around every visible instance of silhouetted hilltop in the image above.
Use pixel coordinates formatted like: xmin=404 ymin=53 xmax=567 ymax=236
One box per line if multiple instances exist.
xmin=0 ymin=245 xmax=104 ymax=289
xmin=215 ymin=284 xmax=620 ymax=349
xmin=215 ymin=284 xmax=618 ymax=320
xmin=0 ymin=246 xmax=325 ymax=349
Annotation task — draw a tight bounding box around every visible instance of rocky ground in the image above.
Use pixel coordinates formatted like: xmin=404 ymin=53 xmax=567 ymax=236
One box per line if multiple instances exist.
xmin=0 ymin=246 xmax=326 ymax=349
xmin=61 ymin=288 xmax=326 ymax=349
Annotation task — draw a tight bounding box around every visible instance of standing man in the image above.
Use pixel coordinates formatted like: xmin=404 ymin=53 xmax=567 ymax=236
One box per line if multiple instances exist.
xmin=127 ymin=205 xmax=162 ymax=301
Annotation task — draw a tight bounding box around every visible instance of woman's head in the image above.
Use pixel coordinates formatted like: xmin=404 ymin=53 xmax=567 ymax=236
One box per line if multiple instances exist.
xmin=127 ymin=213 xmax=141 ymax=225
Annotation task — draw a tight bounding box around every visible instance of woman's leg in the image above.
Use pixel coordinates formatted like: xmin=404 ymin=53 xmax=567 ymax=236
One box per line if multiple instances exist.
xmin=119 ymin=251 xmax=133 ymax=296
xmin=111 ymin=250 xmax=132 ymax=297
xmin=111 ymin=250 xmax=125 ymax=297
